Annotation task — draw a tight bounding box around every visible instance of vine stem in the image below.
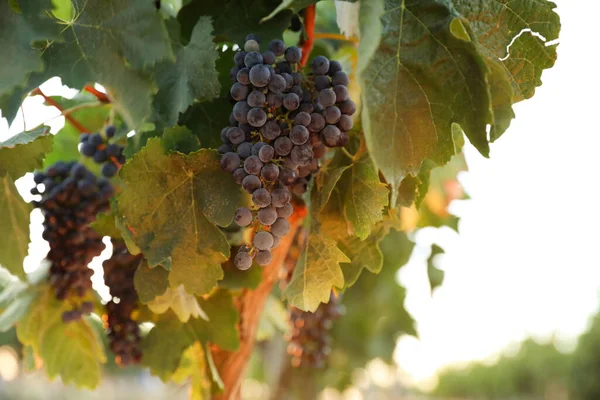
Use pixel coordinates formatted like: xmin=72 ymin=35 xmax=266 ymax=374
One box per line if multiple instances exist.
xmin=84 ymin=85 xmax=110 ymax=103
xmin=31 ymin=88 xmax=90 ymax=133
xmin=313 ymin=32 xmax=359 ymax=43
xmin=212 ymin=202 xmax=308 ymax=400
xmin=299 ymin=5 xmax=316 ymax=67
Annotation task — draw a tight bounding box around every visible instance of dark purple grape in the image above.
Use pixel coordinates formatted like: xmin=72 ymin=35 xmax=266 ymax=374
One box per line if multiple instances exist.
xmin=319 ymin=88 xmax=336 ymax=107
xmin=234 ymin=251 xmax=252 ymax=270
xmin=268 ymin=74 xmax=287 ymax=94
xmin=285 ymin=46 xmax=302 ymax=63
xmin=311 ymin=56 xmax=330 ymax=75
xmin=244 ymin=39 xmax=260 ymax=52
xmin=283 ymin=93 xmax=300 ymax=111
xmin=255 ymin=250 xmax=272 ymax=266
xmin=102 ymin=162 xmax=119 ymax=178
xmin=297 ymin=165 xmax=312 ymax=178
xmin=292 ymin=178 xmax=308 ymax=195
xmin=294 ymin=112 xmax=311 ymax=127
xmin=314 ymin=75 xmax=331 ymax=91
xmin=218 ymin=144 xmax=232 ymax=155
xmin=90 ymin=133 xmax=104 ymax=146
xmin=233 ymin=168 xmax=247 ymax=184
xmin=237 ymin=142 xmax=253 ymax=159
xmin=254 ymin=231 xmax=274 ymax=250
xmin=252 ymin=188 xmax=271 ymax=208
xmin=261 ymin=163 xmax=279 ymax=182
xmin=338 ymin=132 xmax=349 ymax=147
xmin=322 ymin=125 xmax=341 ymax=147
xmin=252 ymin=142 xmax=267 ymax=156
xmin=234 ymin=51 xmax=247 ymax=67
xmin=278 ymin=168 xmax=297 ymax=186
xmin=267 ymin=92 xmax=284 ymax=108
xmin=244 ymin=155 xmax=263 ymax=175
xmin=332 ymin=71 xmax=349 ymax=86
xmin=93 ymin=150 xmax=108 ymax=163
xmin=339 ymin=99 xmax=356 ymax=115
xmin=245 ymin=33 xmax=261 ymax=43
xmin=290 ymin=85 xmax=303 ymax=97
xmin=338 ymin=115 xmax=354 ymax=131
xmin=244 ymin=51 xmax=263 ymax=68
xmin=249 ymin=64 xmax=271 ymax=87
xmin=313 ymin=142 xmax=326 ymax=158
xmin=262 ymin=51 xmax=276 ymax=65
xmin=106 ymin=143 xmax=121 ymax=157
xmin=328 ymin=60 xmax=343 ymax=76
xmin=271 ymin=218 xmax=290 ymax=237
xmin=247 ymin=90 xmax=266 ymax=107
xmin=324 ymin=106 xmax=341 ymax=124
xmin=247 ymin=108 xmax=267 ymax=127
xmin=308 ymin=113 xmax=326 ymax=132
xmin=233 ymin=101 xmax=250 ymax=123
xmin=81 ymin=142 xmax=97 ymax=157
xmin=230 ymin=66 xmax=241 ymax=82
xmin=269 ymin=39 xmax=286 ymax=56
xmin=227 ymin=127 xmax=246 ymax=145
xmin=333 ymin=85 xmax=349 ymax=102
xmin=290 ymin=125 xmax=309 ymax=145
xmin=258 ymin=145 xmax=275 ymax=163
xmin=274 ymin=136 xmax=293 ymax=156
xmin=277 ymin=203 xmax=294 ymax=218
xmin=290 ymin=145 xmax=313 ymax=166
xmin=292 ymin=72 xmax=303 ymax=85
xmin=300 ymin=102 xmax=314 ymax=114
xmin=259 ymin=121 xmax=280 ymax=140
xmin=221 ymin=152 xmax=241 ymax=172
xmin=257 ymin=207 xmax=277 ymax=226
xmin=234 ymin=207 xmax=253 ymax=227
xmin=242 ymin=175 xmax=262 ymax=193
xmin=239 ymin=123 xmax=252 ymax=135
xmin=230 ymin=82 xmax=249 ymax=101
xmin=271 ymin=188 xmax=291 ymax=207
xmin=237 ymin=68 xmax=250 ymax=84
xmin=280 ymin=73 xmax=294 ymax=88
xmin=276 ymin=61 xmax=292 ymax=74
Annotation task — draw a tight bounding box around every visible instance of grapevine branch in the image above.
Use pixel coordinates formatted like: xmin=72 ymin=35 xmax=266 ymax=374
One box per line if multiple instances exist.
xmin=299 ymin=5 xmax=316 ymax=67
xmin=32 ymin=88 xmax=90 ymax=133
xmin=84 ymin=85 xmax=111 ymax=103
xmin=212 ymin=202 xmax=308 ymax=400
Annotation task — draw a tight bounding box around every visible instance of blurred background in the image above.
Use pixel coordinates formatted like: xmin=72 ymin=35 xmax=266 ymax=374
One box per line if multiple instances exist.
xmin=1 ymin=0 xmax=599 ymax=399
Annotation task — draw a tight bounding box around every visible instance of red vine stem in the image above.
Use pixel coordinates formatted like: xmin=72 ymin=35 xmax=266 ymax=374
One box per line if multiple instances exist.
xmin=299 ymin=5 xmax=316 ymax=67
xmin=32 ymin=88 xmax=90 ymax=133
xmin=84 ymin=85 xmax=110 ymax=103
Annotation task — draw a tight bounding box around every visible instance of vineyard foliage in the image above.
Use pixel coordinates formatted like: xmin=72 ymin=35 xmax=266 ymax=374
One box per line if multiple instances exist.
xmin=0 ymin=0 xmax=560 ymax=397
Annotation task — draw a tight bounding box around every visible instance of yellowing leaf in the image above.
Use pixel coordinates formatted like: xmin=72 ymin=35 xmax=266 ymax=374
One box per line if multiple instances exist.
xmin=148 ymin=285 xmax=208 ymax=323
xmin=0 ymin=175 xmax=31 ymax=280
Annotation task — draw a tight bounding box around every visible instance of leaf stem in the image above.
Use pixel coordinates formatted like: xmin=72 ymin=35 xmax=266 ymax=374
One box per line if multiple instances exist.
xmin=340 ymin=147 xmax=355 ymax=161
xmin=31 ymin=88 xmax=90 ymax=133
xmin=313 ymin=32 xmax=359 ymax=43
xmin=61 ymin=101 xmax=105 ymax=117
xmin=84 ymin=85 xmax=110 ymax=103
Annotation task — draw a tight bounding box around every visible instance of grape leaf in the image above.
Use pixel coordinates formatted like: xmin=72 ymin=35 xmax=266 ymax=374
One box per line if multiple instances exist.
xmin=360 ymin=0 xmax=493 ymax=202
xmin=220 ymin=254 xmax=263 ymax=290
xmin=147 ymin=285 xmax=208 ymax=323
xmin=134 ymin=260 xmax=169 ymax=303
xmin=339 ymin=235 xmax=383 ymax=289
xmin=141 ymin=289 xmax=239 ymax=381
xmin=427 ymin=244 xmax=445 ymax=294
xmin=179 ymin=0 xmax=293 ymax=46
xmin=171 ymin=343 xmax=211 ymax=400
xmin=283 ymin=223 xmax=350 ymax=312
xmin=39 ymin=0 xmax=174 ymax=128
xmin=257 ymin=295 xmax=290 ymax=341
xmin=0 ymin=286 xmax=38 ymax=332
xmin=89 ymin=212 xmax=123 ymax=239
xmin=116 ymin=138 xmax=241 ymax=295
xmin=181 ymin=97 xmax=232 ymax=150
xmin=153 ymin=17 xmax=220 ymax=128
xmin=0 ymin=133 xmax=53 ymax=178
xmin=0 ymin=176 xmax=31 ymax=280
xmin=16 ymin=287 xmax=106 ymax=388
xmin=261 ymin=0 xmax=318 ymax=22
xmin=0 ymin=126 xmax=49 ymax=147
xmin=162 ymin=126 xmax=202 ymax=154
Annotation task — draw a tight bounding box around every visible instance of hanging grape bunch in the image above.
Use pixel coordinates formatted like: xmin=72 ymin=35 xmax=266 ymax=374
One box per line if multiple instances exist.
xmin=31 ymin=162 xmax=114 ymax=322
xmin=287 ymin=291 xmax=344 ymax=368
xmin=79 ymin=125 xmax=126 ymax=178
xmin=220 ymin=34 xmax=355 ymax=271
xmin=102 ymin=240 xmax=143 ymax=366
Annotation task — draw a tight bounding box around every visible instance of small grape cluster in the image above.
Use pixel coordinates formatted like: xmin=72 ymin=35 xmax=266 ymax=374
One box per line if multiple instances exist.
xmin=31 ymin=161 xmax=113 ymax=322
xmin=287 ymin=292 xmax=344 ymax=368
xmin=102 ymin=240 xmax=143 ymax=366
xmin=79 ymin=126 xmax=125 ymax=178
xmin=221 ymin=34 xmax=355 ymax=270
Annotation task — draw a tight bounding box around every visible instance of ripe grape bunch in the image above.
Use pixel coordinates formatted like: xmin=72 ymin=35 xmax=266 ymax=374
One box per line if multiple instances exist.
xmin=79 ymin=125 xmax=126 ymax=178
xmin=102 ymin=240 xmax=143 ymax=366
xmin=287 ymin=292 xmax=344 ymax=368
xmin=220 ymin=34 xmax=355 ymax=270
xmin=31 ymin=161 xmax=114 ymax=322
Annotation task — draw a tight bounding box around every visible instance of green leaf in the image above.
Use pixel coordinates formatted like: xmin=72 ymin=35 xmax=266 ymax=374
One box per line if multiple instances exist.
xmin=134 ymin=260 xmax=169 ymax=304
xmin=162 ymin=126 xmax=202 ymax=154
xmin=89 ymin=212 xmax=123 ymax=239
xmin=179 ymin=0 xmax=293 ymax=46
xmin=147 ymin=286 xmax=208 ymax=322
xmin=0 ymin=126 xmax=49 ymax=147
xmin=0 ymin=133 xmax=53 ymax=178
xmin=171 ymin=343 xmax=211 ymax=400
xmin=220 ymin=254 xmax=263 ymax=290
xmin=16 ymin=287 xmax=106 ymax=388
xmin=360 ymin=0 xmax=493 ymax=202
xmin=257 ymin=295 xmax=290 ymax=341
xmin=339 ymin=235 xmax=383 ymax=289
xmin=283 ymin=223 xmax=350 ymax=312
xmin=153 ymin=17 xmax=220 ymax=128
xmin=39 ymin=0 xmax=174 ymax=128
xmin=116 ymin=139 xmax=241 ymax=295
xmin=427 ymin=244 xmax=445 ymax=294
xmin=261 ymin=0 xmax=318 ymax=22
xmin=181 ymin=97 xmax=233 ymax=150
xmin=0 ymin=176 xmax=31 ymax=280
xmin=0 ymin=287 xmax=38 ymax=332
xmin=141 ymin=289 xmax=239 ymax=381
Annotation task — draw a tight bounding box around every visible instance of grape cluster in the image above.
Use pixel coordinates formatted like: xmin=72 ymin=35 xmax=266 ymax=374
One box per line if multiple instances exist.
xmin=287 ymin=292 xmax=344 ymax=368
xmin=102 ymin=240 xmax=143 ymax=366
xmin=221 ymin=34 xmax=355 ymax=270
xmin=79 ymin=126 xmax=125 ymax=178
xmin=31 ymin=161 xmax=113 ymax=322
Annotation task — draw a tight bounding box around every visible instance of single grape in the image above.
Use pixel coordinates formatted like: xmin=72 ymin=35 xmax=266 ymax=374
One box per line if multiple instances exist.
xmin=239 ymin=123 xmax=252 ymax=135
xmin=333 ymin=85 xmax=349 ymax=102
xmin=292 ymin=178 xmax=308 ymax=195
xmin=80 ymin=133 xmax=90 ymax=143
xmin=290 ymin=85 xmax=303 ymax=97
xmin=251 ymin=142 xmax=267 ymax=156
xmin=233 ymin=168 xmax=247 ymax=184
xmin=285 ymin=46 xmax=302 ymax=63
xmin=269 ymin=39 xmax=286 ymax=56
xmin=271 ymin=236 xmax=280 ymax=249
xmin=244 ymin=155 xmax=263 ymax=175
xmin=237 ymin=142 xmax=253 ymax=159
xmin=274 ymin=136 xmax=293 ymax=156
xmin=324 ymin=106 xmax=342 ymax=124
xmin=290 ymin=125 xmax=309 ymax=145
xmin=332 ymin=71 xmax=350 ymax=86
xmin=90 ymin=133 xmax=104 ymax=146
xmin=319 ymin=88 xmax=337 ymax=107
xmin=278 ymin=168 xmax=297 ymax=186
xmin=242 ymin=174 xmax=262 ymax=193
xmin=254 ymin=231 xmax=274 ymax=250
xmin=227 ymin=126 xmax=246 ymax=145
xmin=267 ymin=92 xmax=284 ymax=108
xmin=271 ymin=218 xmax=290 ymax=237
xmin=106 ymin=143 xmax=121 ymax=157
xmin=294 ymin=112 xmax=311 ymax=127
xmin=234 ymin=207 xmax=253 ymax=227
xmin=252 ymin=188 xmax=271 ymax=208
xmin=102 ymin=162 xmax=119 ymax=178
xmin=233 ymin=101 xmax=250 ymax=123
xmin=247 ymin=90 xmax=266 ymax=107
xmin=244 ymin=39 xmax=260 ymax=52
xmin=314 ymin=75 xmax=331 ymax=91
xmin=297 ymin=164 xmax=312 ymax=178
xmin=268 ymin=74 xmax=287 ymax=94
xmin=221 ymin=152 xmax=241 ymax=172
xmin=282 ymin=157 xmax=299 ymax=171
xmin=105 ymin=126 xmax=116 ymax=138
xmin=311 ymin=55 xmax=330 ymax=75
xmin=93 ymin=149 xmax=108 ymax=163
xmin=292 ymin=72 xmax=303 ymax=85
xmin=328 ymin=60 xmax=343 ymax=76
xmin=218 ymin=144 xmax=233 ymax=154
xmin=277 ymin=203 xmax=294 ymax=218
xmin=247 ymin=108 xmax=267 ymax=127
xmin=229 ymin=66 xmax=241 ymax=82
xmin=283 ymin=93 xmax=300 ymax=111
xmin=338 ymin=114 xmax=354 ymax=131
xmin=314 ymin=102 xmax=324 ymax=113
xmin=245 ymin=33 xmax=261 ymax=43
xmin=258 ymin=144 xmax=275 ymax=163
xmin=280 ymin=73 xmax=294 ymax=88
xmin=237 ymin=68 xmax=250 ymax=84
xmin=255 ymin=250 xmax=273 ymax=266
xmin=249 ymin=64 xmax=271 ymax=87
xmin=299 ymin=102 xmax=314 ymax=114
xmin=234 ymin=51 xmax=247 ymax=67
xmin=81 ymin=142 xmax=97 ymax=157
xmin=229 ymin=113 xmax=237 ymax=125
xmin=257 ymin=207 xmax=278 ymax=226
xmin=271 ymin=188 xmax=291 ymax=207
xmin=244 ymin=51 xmax=263 ymax=68
xmin=262 ymin=50 xmax=276 ymax=65
xmin=230 ymin=82 xmax=249 ymax=101
xmin=261 ymin=120 xmax=281 ymax=140
xmin=339 ymin=99 xmax=357 ymax=115
xmin=322 ymin=125 xmax=341 ymax=147
xmin=290 ymin=145 xmax=313 ymax=166
xmin=308 ymin=113 xmax=326 ymax=132
xmin=261 ymin=163 xmax=279 ymax=182
xmin=234 ymin=251 xmax=253 ymax=271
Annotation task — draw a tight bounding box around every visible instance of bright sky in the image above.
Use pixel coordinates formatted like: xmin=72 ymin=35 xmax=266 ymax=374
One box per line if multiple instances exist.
xmin=1 ymin=0 xmax=598 ymax=394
